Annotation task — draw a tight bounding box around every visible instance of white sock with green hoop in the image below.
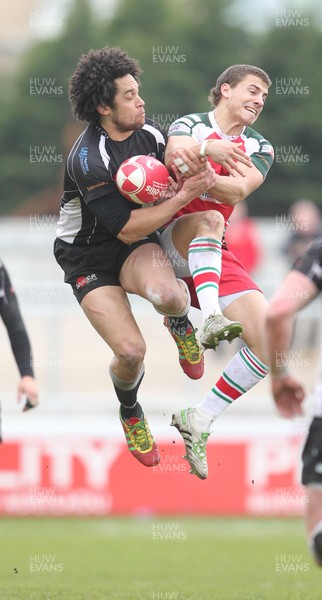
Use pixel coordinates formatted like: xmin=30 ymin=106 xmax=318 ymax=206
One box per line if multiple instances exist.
xmin=197 ymin=346 xmax=269 ymax=417
xmin=188 ymin=236 xmax=222 ymax=320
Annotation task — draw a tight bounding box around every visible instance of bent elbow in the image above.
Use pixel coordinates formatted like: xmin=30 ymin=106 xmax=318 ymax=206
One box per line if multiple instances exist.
xmin=230 ymin=195 xmax=242 ymax=207
xmin=224 ymin=193 xmax=243 ymax=207
xmin=234 ymin=185 xmax=249 ymax=204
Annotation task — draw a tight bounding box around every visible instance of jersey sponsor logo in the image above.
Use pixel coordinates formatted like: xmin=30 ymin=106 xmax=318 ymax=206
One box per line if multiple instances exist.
xmin=199 ymin=191 xmax=220 ymax=203
xmin=168 ymin=122 xmax=191 ymax=135
xmin=79 ymin=147 xmax=89 ymax=175
xmin=75 ymin=274 xmax=98 ymax=289
xmin=86 ymin=181 xmax=109 ymax=192
xmin=261 ymin=144 xmax=274 ymax=157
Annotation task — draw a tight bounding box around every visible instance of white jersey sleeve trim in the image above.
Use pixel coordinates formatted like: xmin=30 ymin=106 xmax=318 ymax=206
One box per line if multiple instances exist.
xmin=56 ymin=196 xmax=82 ymax=244
xmin=143 ymin=123 xmax=166 ymax=146
xmin=99 ymin=134 xmax=111 ymax=171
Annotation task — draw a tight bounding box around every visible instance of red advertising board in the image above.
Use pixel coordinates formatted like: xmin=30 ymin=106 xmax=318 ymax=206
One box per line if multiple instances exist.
xmin=0 ymin=436 xmax=306 ymax=516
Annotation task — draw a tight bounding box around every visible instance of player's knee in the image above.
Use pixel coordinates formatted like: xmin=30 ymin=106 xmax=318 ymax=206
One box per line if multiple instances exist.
xmin=310 ymin=532 xmax=322 ymax=566
xmin=195 ymin=209 xmax=225 ymax=235
xmin=116 ymin=341 xmax=145 ymax=370
xmin=146 ymin=284 xmax=183 ymax=313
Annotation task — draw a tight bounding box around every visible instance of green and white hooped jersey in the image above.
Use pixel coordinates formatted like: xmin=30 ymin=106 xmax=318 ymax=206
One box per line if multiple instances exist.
xmin=168 ymin=111 xmax=274 ymax=223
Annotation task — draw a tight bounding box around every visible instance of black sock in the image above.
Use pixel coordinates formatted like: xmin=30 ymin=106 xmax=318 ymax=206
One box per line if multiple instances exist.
xmin=110 ymin=369 xmax=145 ymax=420
xmin=119 ymin=400 xmax=144 ymax=420
xmin=167 ymin=315 xmax=189 ymax=336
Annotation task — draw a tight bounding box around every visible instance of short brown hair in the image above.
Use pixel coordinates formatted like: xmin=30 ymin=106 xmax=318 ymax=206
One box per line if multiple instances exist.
xmin=208 ymin=64 xmax=271 ymax=107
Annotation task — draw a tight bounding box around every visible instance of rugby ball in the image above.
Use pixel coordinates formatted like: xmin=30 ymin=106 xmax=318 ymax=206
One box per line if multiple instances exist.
xmin=116 ymin=155 xmax=169 ymax=204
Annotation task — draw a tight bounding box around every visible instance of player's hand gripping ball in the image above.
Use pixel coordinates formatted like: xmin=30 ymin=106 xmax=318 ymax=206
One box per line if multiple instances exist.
xmin=116 ymin=155 xmax=169 ymax=204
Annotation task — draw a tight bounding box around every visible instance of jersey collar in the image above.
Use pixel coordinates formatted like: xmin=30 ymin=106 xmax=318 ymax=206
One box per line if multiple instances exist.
xmin=208 ymin=110 xmax=246 ymax=140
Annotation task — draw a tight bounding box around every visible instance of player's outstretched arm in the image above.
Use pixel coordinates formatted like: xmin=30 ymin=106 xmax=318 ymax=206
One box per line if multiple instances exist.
xmin=0 ymin=262 xmax=39 ymax=412
xmin=117 ymin=166 xmax=217 ymax=245
xmin=266 ymin=270 xmax=318 ymax=417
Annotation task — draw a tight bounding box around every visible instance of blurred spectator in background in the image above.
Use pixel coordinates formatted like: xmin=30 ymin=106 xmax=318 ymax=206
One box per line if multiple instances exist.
xmin=0 ymin=260 xmax=38 ymax=412
xmin=284 ymin=199 xmax=322 ymax=264
xmin=225 ymin=201 xmax=263 ymax=276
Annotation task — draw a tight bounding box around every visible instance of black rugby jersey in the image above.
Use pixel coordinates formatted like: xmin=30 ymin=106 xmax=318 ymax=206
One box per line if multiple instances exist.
xmin=56 ymin=119 xmax=166 ymax=246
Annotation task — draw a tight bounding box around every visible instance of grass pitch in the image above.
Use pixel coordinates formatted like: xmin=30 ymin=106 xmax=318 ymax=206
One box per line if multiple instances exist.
xmin=0 ymin=517 xmax=320 ymax=600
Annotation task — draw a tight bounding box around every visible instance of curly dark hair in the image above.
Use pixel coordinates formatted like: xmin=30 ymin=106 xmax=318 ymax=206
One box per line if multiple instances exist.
xmin=208 ymin=64 xmax=271 ymax=107
xmin=68 ymin=47 xmax=142 ymax=122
